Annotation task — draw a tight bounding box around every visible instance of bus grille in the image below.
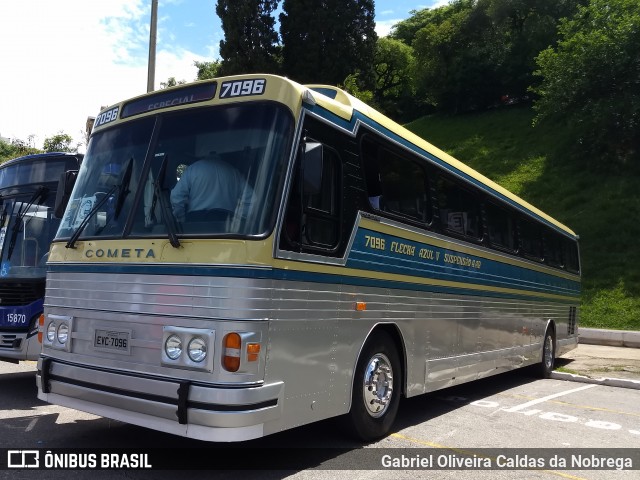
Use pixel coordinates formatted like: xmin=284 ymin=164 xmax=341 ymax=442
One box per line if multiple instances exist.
xmin=0 ymin=281 xmax=45 ymax=306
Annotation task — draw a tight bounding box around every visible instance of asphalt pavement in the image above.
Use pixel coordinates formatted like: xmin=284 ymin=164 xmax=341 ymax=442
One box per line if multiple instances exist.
xmin=553 ymin=327 xmax=640 ymax=390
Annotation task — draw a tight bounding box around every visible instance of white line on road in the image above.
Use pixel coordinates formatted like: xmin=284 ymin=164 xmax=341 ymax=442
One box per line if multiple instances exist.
xmin=25 ymin=417 xmax=38 ymax=432
xmin=503 ymin=384 xmax=596 ymax=413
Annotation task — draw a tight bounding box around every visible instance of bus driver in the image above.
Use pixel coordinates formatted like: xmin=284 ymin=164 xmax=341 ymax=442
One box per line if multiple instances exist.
xmin=170 ymin=152 xmax=253 ymax=222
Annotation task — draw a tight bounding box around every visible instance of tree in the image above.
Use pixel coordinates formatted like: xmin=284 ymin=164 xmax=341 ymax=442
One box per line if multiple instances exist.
xmin=531 ymin=0 xmax=640 ymax=168
xmin=216 ymin=0 xmax=279 ymax=76
xmin=373 ymin=38 xmax=414 ymax=99
xmin=280 ymin=0 xmax=377 ymax=87
xmin=194 ymin=60 xmax=222 ymax=80
xmin=43 ymin=132 xmax=77 ymax=153
xmin=399 ymin=0 xmax=585 ymax=113
xmin=160 ymin=77 xmax=187 ymax=89
xmin=1 ymin=138 xmax=41 ymax=163
xmin=390 ymin=1 xmax=473 ymax=45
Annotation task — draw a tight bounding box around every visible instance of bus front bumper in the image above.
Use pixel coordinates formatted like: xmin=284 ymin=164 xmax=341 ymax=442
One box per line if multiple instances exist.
xmin=36 ymin=356 xmax=283 ymax=442
xmin=0 ymin=330 xmax=41 ymax=363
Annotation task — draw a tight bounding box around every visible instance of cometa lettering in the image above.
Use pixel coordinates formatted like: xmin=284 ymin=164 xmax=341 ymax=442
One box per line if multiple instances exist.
xmin=86 ymin=248 xmax=156 ymax=259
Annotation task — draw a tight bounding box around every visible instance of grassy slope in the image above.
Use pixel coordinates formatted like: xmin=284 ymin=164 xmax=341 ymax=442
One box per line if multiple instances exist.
xmin=404 ymin=106 xmax=640 ymax=330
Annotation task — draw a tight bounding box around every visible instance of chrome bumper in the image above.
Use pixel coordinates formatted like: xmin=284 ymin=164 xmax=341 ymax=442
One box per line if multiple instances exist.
xmin=0 ymin=330 xmax=41 ymax=362
xmin=36 ymin=356 xmax=283 ymax=442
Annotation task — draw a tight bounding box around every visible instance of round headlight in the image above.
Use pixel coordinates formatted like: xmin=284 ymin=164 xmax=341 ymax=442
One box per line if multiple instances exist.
xmin=57 ymin=323 xmax=69 ymax=344
xmin=46 ymin=322 xmax=56 ymax=343
xmin=187 ymin=337 xmax=207 ymax=363
xmin=165 ymin=334 xmax=182 ymax=360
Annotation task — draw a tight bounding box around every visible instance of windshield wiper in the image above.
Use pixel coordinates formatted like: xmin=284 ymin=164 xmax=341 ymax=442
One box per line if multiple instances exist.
xmin=6 ymin=186 xmax=48 ymax=260
xmin=113 ymin=157 xmax=133 ymax=219
xmin=152 ymin=154 xmax=180 ymax=248
xmin=65 ymin=184 xmax=117 ymax=249
xmin=66 ymin=158 xmax=135 ymax=249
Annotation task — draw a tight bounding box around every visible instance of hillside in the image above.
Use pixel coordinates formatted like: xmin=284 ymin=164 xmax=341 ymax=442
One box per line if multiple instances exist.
xmin=404 ymin=106 xmax=640 ymax=331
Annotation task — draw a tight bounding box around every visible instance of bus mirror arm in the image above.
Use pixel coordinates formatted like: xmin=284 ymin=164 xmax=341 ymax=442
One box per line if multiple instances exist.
xmin=54 ymin=170 xmax=78 ymax=219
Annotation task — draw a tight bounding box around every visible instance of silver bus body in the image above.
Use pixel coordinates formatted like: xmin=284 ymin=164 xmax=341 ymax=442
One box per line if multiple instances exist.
xmin=37 ymin=75 xmax=580 ymax=441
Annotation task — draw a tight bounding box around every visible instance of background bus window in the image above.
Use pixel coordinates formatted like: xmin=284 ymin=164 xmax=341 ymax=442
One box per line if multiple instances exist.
xmin=436 ymin=176 xmax=481 ymax=239
xmin=486 ymin=202 xmax=516 ymax=251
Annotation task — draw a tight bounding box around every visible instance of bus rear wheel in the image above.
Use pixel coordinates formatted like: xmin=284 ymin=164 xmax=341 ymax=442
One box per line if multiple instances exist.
xmin=347 ymin=331 xmax=401 ymax=442
xmin=541 ymin=328 xmax=555 ymax=379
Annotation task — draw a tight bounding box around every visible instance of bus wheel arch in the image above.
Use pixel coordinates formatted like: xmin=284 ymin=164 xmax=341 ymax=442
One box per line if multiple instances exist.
xmin=541 ymin=321 xmax=556 ymax=379
xmin=346 ymin=326 xmax=405 ymax=442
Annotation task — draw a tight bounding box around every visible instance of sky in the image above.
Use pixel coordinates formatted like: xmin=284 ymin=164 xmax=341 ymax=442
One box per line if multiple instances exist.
xmin=0 ymin=1 xmax=449 ymax=151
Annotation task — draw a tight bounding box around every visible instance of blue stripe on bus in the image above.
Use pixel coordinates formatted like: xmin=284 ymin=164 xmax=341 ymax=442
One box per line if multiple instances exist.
xmin=348 ymin=228 xmax=580 ymax=297
xmin=47 ymin=262 xmax=578 ymax=303
xmin=305 ymin=104 xmax=574 ymax=239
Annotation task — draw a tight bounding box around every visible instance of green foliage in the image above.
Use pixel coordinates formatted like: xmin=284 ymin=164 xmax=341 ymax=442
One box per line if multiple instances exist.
xmin=280 ymin=0 xmax=377 ymax=87
xmin=531 ymin=0 xmax=640 ymax=168
xmin=340 ymin=73 xmax=375 ymax=105
xmin=160 ymin=77 xmax=187 ymax=89
xmin=393 ymin=0 xmax=584 ymax=114
xmin=390 ymin=1 xmax=474 ymax=45
xmin=43 ymin=132 xmax=77 ymax=153
xmin=405 ymin=106 xmax=640 ymax=330
xmin=216 ymin=0 xmax=280 ymax=76
xmin=194 ymin=60 xmax=222 ymax=80
xmin=0 ymin=138 xmax=41 ymax=163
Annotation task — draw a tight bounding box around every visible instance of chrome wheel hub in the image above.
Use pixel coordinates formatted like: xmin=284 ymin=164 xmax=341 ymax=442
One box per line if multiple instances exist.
xmin=544 ymin=335 xmax=553 ymax=369
xmin=362 ymin=353 xmax=394 ymax=417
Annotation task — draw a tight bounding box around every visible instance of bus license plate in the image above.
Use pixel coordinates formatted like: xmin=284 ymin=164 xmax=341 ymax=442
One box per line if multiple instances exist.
xmin=94 ymin=329 xmax=131 ymax=354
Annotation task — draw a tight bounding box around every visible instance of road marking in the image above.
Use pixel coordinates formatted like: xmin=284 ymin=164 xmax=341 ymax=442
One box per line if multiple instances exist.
xmin=25 ymin=418 xmax=38 ymax=432
xmin=497 ymin=392 xmax=640 ymax=418
xmin=503 ymin=384 xmax=596 ymax=413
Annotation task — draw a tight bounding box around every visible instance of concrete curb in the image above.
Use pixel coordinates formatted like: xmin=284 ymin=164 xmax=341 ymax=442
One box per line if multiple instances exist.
xmin=551 ymin=371 xmax=640 ymax=390
xmin=579 ymin=328 xmax=640 ymax=348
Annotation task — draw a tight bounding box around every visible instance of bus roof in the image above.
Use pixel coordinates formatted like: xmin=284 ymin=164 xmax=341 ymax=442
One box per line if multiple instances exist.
xmin=1 ymin=152 xmax=83 ymax=169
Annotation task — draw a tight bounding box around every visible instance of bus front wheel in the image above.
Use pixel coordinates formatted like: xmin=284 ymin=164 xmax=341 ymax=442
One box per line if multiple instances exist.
xmin=347 ymin=331 xmax=401 ymax=442
xmin=541 ymin=328 xmax=555 ymax=379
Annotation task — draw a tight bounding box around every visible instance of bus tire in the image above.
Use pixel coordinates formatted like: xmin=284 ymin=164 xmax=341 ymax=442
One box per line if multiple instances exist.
xmin=347 ymin=331 xmax=401 ymax=442
xmin=541 ymin=328 xmax=555 ymax=379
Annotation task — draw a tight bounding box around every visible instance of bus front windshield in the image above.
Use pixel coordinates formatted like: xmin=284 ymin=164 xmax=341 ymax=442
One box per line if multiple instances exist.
xmin=0 ymin=193 xmax=58 ymax=278
xmin=56 ymin=102 xmax=294 ymax=243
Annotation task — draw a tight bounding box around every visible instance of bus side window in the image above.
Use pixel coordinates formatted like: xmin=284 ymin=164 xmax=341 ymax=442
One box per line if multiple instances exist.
xmin=563 ymin=238 xmax=580 ymax=273
xmin=486 ymin=202 xmax=516 ymax=251
xmin=360 ymin=135 xmax=431 ymax=224
xmin=436 ymin=176 xmax=482 ymax=240
xmin=519 ymin=219 xmax=542 ymax=261
xmin=544 ymin=230 xmax=563 ymax=267
xmin=280 ymin=140 xmax=341 ymax=254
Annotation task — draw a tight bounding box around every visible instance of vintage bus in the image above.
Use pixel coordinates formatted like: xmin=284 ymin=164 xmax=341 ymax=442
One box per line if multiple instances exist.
xmin=0 ymin=152 xmax=82 ymax=363
xmin=36 ymin=75 xmax=580 ymax=442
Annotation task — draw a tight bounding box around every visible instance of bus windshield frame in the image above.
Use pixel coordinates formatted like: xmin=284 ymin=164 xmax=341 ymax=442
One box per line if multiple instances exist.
xmin=56 ymin=102 xmax=294 ymax=243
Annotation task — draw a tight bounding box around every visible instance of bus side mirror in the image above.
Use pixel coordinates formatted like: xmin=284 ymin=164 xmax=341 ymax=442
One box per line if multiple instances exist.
xmin=302 ymin=142 xmax=323 ymax=195
xmin=54 ymin=170 xmax=78 ymax=218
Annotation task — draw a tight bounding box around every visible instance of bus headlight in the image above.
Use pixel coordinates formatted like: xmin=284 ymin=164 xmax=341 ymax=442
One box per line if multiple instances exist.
xmin=187 ymin=337 xmax=207 ymax=363
xmin=57 ymin=323 xmax=69 ymax=344
xmin=46 ymin=322 xmax=56 ymax=343
xmin=165 ymin=335 xmax=182 ymax=360
xmin=162 ymin=326 xmax=215 ymax=372
xmin=42 ymin=314 xmax=73 ymax=351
